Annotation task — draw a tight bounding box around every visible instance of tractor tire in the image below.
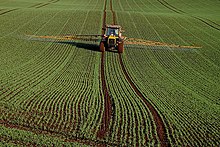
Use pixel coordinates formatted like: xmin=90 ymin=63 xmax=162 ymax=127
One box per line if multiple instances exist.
xmin=118 ymin=42 xmax=124 ymax=53
xmin=100 ymin=42 xmax=105 ymax=52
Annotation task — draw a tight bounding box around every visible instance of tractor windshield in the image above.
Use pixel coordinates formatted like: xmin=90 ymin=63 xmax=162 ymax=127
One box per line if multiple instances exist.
xmin=106 ymin=28 xmax=119 ymax=36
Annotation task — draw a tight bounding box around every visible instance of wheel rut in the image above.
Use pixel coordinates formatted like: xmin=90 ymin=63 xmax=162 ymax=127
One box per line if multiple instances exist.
xmin=96 ymin=52 xmax=113 ymax=139
xmin=157 ymin=0 xmax=220 ymax=32
xmin=118 ymin=54 xmax=170 ymax=146
xmin=34 ymin=0 xmax=60 ymax=9
xmin=109 ymin=0 xmax=171 ymax=146
xmin=0 ymin=8 xmax=19 ymax=16
xmin=0 ymin=0 xmax=172 ymax=146
xmin=0 ymin=119 xmax=119 ymax=146
xmin=97 ymin=0 xmax=114 ymax=140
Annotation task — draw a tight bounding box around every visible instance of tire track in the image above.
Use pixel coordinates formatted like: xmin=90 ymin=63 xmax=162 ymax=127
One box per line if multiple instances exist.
xmin=110 ymin=0 xmax=116 ymax=24
xmin=0 ymin=119 xmax=119 ymax=146
xmin=49 ymin=0 xmax=60 ymax=3
xmin=109 ymin=0 xmax=170 ymax=146
xmin=35 ymin=3 xmax=52 ymax=9
xmin=157 ymin=0 xmax=185 ymax=14
xmin=97 ymin=0 xmax=114 ymax=140
xmin=0 ymin=9 xmax=101 ymax=145
xmin=29 ymin=0 xmax=60 ymax=9
xmin=205 ymin=18 xmax=220 ymax=27
xmin=97 ymin=52 xmax=113 ymax=139
xmin=0 ymin=135 xmax=37 ymax=146
xmin=0 ymin=8 xmax=19 ymax=16
xmin=0 ymin=0 xmax=111 ymax=146
xmin=157 ymin=0 xmax=220 ymax=32
xmin=106 ymin=53 xmax=134 ymax=145
xmin=101 ymin=0 xmax=107 ymax=35
xmin=28 ymin=3 xmax=44 ymax=8
xmin=118 ymin=54 xmax=170 ymax=147
xmin=108 ymin=53 xmax=154 ymax=145
xmin=193 ymin=16 xmax=220 ymax=31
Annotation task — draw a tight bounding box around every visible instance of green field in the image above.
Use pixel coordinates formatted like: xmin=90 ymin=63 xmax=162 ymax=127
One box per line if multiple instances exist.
xmin=0 ymin=0 xmax=220 ymax=146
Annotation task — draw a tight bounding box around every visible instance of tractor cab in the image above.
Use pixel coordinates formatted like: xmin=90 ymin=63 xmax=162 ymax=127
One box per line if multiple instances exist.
xmin=100 ymin=24 xmax=124 ymax=53
xmin=106 ymin=27 xmax=119 ymax=36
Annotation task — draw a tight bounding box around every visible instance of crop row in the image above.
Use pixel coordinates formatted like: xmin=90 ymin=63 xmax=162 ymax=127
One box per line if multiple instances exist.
xmin=128 ymin=0 xmax=220 ymax=102
xmin=1 ymin=0 xmax=219 ymax=146
xmin=116 ymin=0 xmax=220 ymax=103
xmin=121 ymin=47 xmax=220 ymax=146
xmin=114 ymin=0 xmax=220 ymax=145
xmin=0 ymin=1 xmax=105 ymax=144
xmin=0 ymin=0 xmax=59 ymax=18
xmin=111 ymin=1 xmax=171 ymax=146
xmin=93 ymin=1 xmax=158 ymax=145
xmin=103 ymin=51 xmax=159 ymax=146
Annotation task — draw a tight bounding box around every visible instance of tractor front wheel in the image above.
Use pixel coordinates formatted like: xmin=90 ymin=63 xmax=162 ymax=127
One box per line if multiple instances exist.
xmin=100 ymin=42 xmax=105 ymax=52
xmin=118 ymin=42 xmax=124 ymax=53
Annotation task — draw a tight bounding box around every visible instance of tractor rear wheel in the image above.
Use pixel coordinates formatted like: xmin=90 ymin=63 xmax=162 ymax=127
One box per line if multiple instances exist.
xmin=100 ymin=42 xmax=105 ymax=52
xmin=118 ymin=42 xmax=124 ymax=53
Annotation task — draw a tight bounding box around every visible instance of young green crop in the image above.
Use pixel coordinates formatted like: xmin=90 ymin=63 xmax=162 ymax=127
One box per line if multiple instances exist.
xmin=0 ymin=0 xmax=220 ymax=146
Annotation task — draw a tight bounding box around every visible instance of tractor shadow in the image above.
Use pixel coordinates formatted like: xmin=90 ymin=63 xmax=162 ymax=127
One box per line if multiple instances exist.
xmin=26 ymin=37 xmax=100 ymax=52
xmin=56 ymin=41 xmax=118 ymax=53
xmin=56 ymin=41 xmax=100 ymax=52
xmin=26 ymin=37 xmax=118 ymax=53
